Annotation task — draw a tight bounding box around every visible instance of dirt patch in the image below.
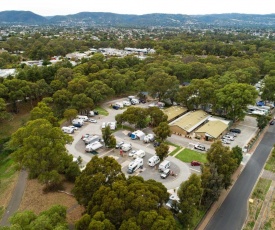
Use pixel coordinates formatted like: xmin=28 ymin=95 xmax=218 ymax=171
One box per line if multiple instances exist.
xmin=19 ymin=180 xmax=84 ymax=225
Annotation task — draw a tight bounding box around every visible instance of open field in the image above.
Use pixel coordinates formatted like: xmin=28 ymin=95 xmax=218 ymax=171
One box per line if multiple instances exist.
xmin=19 ymin=179 xmax=84 ymax=225
xmin=175 ymin=148 xmax=207 ymax=163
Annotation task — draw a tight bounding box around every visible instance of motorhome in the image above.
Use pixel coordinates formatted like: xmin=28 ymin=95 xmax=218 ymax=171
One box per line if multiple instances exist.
xmin=114 ymin=102 xmax=124 ymax=109
xmin=123 ymin=100 xmax=131 ymax=106
xmin=131 ymin=98 xmax=139 ymax=105
xmin=85 ymin=141 xmax=103 ymax=152
xmin=61 ymin=126 xmax=74 ymax=134
xmin=133 ymin=149 xmax=146 ymax=159
xmin=127 ymin=158 xmax=143 ymax=174
xmin=72 ymin=119 xmax=84 ymax=127
xmin=159 ymin=160 xmax=171 ymax=172
xmin=76 ymin=115 xmax=89 ymax=122
xmin=148 ymin=155 xmax=160 ymax=167
xmin=88 ymin=111 xmax=95 ymax=117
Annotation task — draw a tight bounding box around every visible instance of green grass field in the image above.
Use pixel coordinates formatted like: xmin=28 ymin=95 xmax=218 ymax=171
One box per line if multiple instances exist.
xmin=95 ymin=106 xmax=109 ymax=116
xmin=264 ymin=150 xmax=275 ymax=173
xmin=175 ymin=148 xmax=208 ymax=163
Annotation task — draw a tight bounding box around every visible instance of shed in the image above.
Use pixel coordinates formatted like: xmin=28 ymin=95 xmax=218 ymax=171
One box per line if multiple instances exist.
xmin=195 ymin=120 xmax=228 ymax=141
xmin=163 ymin=106 xmax=188 ymax=123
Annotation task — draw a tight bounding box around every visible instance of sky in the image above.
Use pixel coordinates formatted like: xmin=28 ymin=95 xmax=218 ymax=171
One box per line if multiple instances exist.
xmin=0 ymin=0 xmax=274 ymax=16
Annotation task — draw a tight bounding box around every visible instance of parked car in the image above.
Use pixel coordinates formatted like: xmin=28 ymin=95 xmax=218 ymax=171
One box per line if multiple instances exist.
xmin=191 ymin=161 xmax=201 ymax=166
xmin=160 ymin=169 xmax=171 ymax=179
xmin=230 ymin=128 xmax=241 ymax=134
xmin=139 ymin=99 xmax=146 ymax=104
xmin=93 ymin=110 xmax=99 ymax=115
xmin=116 ymin=141 xmax=124 ymax=149
xmin=153 ymin=141 xmax=160 ymax=147
xmin=128 ymin=150 xmax=136 ymax=157
xmin=113 ymin=105 xmax=119 ymax=110
xmin=194 ymin=144 xmax=206 ymax=151
xmin=226 ymin=132 xmax=237 ymax=137
xmin=81 ymin=134 xmax=90 ymax=141
xmin=68 ymin=126 xmax=78 ymax=131
xmin=88 ymin=118 xmax=97 ymax=123
xmin=222 ymin=135 xmax=234 ymax=141
xmin=221 ymin=139 xmax=230 ymax=145
xmin=270 ymin=120 xmax=275 ymax=125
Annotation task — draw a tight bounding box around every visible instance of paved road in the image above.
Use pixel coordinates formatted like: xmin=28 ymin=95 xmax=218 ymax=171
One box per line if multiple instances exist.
xmin=205 ymin=125 xmax=275 ymax=230
xmin=0 ymin=170 xmax=28 ymax=226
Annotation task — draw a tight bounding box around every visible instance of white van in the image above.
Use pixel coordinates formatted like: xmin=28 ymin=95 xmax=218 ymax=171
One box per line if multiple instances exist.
xmin=123 ymin=100 xmax=131 ymax=106
xmin=61 ymin=126 xmax=74 ymax=134
xmin=76 ymin=115 xmax=89 ymax=122
xmin=101 ymin=122 xmax=106 ymax=129
xmin=127 ymin=158 xmax=143 ymax=174
xmin=121 ymin=143 xmax=132 ymax=152
xmin=72 ymin=119 xmax=84 ymax=127
xmin=159 ymin=160 xmax=171 ymax=172
xmin=133 ymin=150 xmax=146 ymax=159
xmin=148 ymin=155 xmax=160 ymax=167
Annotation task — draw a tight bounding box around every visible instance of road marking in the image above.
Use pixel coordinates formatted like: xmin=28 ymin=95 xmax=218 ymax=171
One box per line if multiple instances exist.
xmin=109 ymin=155 xmax=119 ymax=160
xmin=121 ymin=160 xmax=130 ymax=168
xmin=190 ymin=168 xmax=201 ymax=173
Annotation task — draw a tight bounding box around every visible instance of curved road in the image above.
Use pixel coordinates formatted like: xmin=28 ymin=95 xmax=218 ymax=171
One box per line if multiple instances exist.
xmin=0 ymin=169 xmax=28 ymax=226
xmin=205 ymin=125 xmax=275 ymax=230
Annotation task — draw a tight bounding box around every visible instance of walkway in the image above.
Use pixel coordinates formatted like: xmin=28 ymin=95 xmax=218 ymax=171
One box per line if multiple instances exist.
xmin=0 ymin=169 xmax=28 ymax=226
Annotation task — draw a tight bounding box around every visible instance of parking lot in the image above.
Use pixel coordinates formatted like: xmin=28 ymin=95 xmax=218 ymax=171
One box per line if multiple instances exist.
xmin=65 ymin=97 xmax=259 ymax=189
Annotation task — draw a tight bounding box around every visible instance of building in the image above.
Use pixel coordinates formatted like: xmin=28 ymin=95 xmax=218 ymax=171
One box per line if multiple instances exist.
xmin=169 ymin=110 xmax=211 ymax=136
xmin=0 ymin=69 xmax=16 ymax=78
xmin=194 ymin=120 xmax=229 ymax=141
xmin=163 ymin=106 xmax=188 ymax=123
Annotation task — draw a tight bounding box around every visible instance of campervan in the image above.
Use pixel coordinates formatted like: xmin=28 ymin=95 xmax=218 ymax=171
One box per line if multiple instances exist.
xmin=88 ymin=111 xmax=95 ymax=117
xmin=127 ymin=158 xmax=143 ymax=174
xmin=159 ymin=160 xmax=171 ymax=172
xmin=85 ymin=141 xmax=103 ymax=152
xmin=76 ymin=115 xmax=89 ymax=122
xmin=133 ymin=149 xmax=146 ymax=159
xmin=148 ymin=155 xmax=160 ymax=167
xmin=72 ymin=119 xmax=84 ymax=127
xmin=61 ymin=126 xmax=74 ymax=134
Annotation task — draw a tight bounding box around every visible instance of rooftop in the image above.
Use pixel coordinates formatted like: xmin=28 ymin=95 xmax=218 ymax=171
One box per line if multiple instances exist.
xmin=195 ymin=120 xmax=228 ymax=139
xmin=170 ymin=110 xmax=211 ymax=133
xmin=163 ymin=106 xmax=188 ymax=122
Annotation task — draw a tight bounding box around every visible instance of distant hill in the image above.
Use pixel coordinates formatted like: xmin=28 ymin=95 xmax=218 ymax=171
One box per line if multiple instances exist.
xmin=0 ymin=10 xmax=275 ymax=27
xmin=0 ymin=11 xmax=47 ymax=23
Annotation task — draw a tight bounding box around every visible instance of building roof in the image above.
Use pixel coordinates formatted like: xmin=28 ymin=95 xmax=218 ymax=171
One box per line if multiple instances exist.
xmin=0 ymin=69 xmax=16 ymax=78
xmin=170 ymin=110 xmax=211 ymax=133
xmin=163 ymin=106 xmax=188 ymax=122
xmin=195 ymin=120 xmax=228 ymax=139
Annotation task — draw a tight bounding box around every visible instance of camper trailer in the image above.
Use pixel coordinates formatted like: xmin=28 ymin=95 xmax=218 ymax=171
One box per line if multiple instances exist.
xmin=133 ymin=149 xmax=146 ymax=159
xmin=85 ymin=141 xmax=103 ymax=152
xmin=148 ymin=156 xmax=160 ymax=167
xmin=159 ymin=160 xmax=171 ymax=172
xmin=143 ymin=134 xmax=155 ymax=143
xmin=76 ymin=115 xmax=89 ymax=122
xmin=121 ymin=143 xmax=132 ymax=152
xmin=127 ymin=158 xmax=143 ymax=174
xmin=84 ymin=135 xmax=100 ymax=145
xmin=61 ymin=126 xmax=74 ymax=134
xmin=72 ymin=119 xmax=84 ymax=127
xmin=131 ymin=130 xmax=145 ymax=140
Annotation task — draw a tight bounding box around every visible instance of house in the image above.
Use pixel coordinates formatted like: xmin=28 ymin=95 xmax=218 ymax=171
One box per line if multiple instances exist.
xmin=169 ymin=110 xmax=211 ymax=136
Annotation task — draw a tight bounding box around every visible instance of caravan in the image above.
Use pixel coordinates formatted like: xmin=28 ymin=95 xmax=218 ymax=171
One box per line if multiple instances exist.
xmin=61 ymin=126 xmax=74 ymax=134
xmin=72 ymin=119 xmax=84 ymax=127
xmin=159 ymin=160 xmax=171 ymax=172
xmin=148 ymin=155 xmax=160 ymax=167
xmin=76 ymin=115 xmax=89 ymax=122
xmin=131 ymin=130 xmax=145 ymax=140
xmin=84 ymin=135 xmax=100 ymax=145
xmin=133 ymin=149 xmax=146 ymax=159
xmin=127 ymin=158 xmax=143 ymax=174
xmin=85 ymin=141 xmax=103 ymax=152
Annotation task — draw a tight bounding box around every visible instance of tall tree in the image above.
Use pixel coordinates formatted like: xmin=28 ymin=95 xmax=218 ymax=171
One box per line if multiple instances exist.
xmin=10 ymin=119 xmax=73 ymax=186
xmin=147 ymin=107 xmax=168 ymax=127
xmin=73 ymin=156 xmax=126 ymax=207
xmin=153 ymin=122 xmax=172 ymax=142
xmin=155 ymin=143 xmax=169 ymax=161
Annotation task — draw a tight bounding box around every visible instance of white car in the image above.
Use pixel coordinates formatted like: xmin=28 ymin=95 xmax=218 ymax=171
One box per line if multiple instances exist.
xmin=88 ymin=119 xmax=97 ymax=123
xmin=194 ymin=144 xmax=206 ymax=151
xmin=128 ymin=150 xmax=136 ymax=157
xmin=68 ymin=126 xmax=78 ymax=131
xmin=222 ymin=139 xmax=230 ymax=144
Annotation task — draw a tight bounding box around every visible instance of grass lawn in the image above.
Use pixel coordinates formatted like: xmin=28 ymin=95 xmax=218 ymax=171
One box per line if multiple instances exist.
xmin=95 ymin=106 xmax=109 ymax=116
xmin=176 ymin=148 xmax=207 ymax=163
xmin=264 ymin=150 xmax=275 ymax=173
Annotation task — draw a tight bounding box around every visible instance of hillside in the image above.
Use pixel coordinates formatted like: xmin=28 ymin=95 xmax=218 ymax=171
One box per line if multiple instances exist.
xmin=0 ymin=10 xmax=275 ymax=27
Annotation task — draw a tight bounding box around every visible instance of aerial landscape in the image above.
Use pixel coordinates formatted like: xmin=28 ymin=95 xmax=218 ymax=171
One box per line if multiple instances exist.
xmin=1 ymin=0 xmax=275 ymax=230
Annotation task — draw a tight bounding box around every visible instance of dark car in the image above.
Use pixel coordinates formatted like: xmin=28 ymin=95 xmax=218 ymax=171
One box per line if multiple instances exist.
xmin=112 ymin=105 xmax=119 ymax=110
xmin=230 ymin=128 xmax=241 ymax=134
xmin=270 ymin=120 xmax=275 ymax=125
xmin=139 ymin=99 xmax=146 ymax=104
xmin=191 ymin=161 xmax=201 ymax=166
xmin=93 ymin=110 xmax=99 ymax=115
xmin=153 ymin=141 xmax=160 ymax=147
